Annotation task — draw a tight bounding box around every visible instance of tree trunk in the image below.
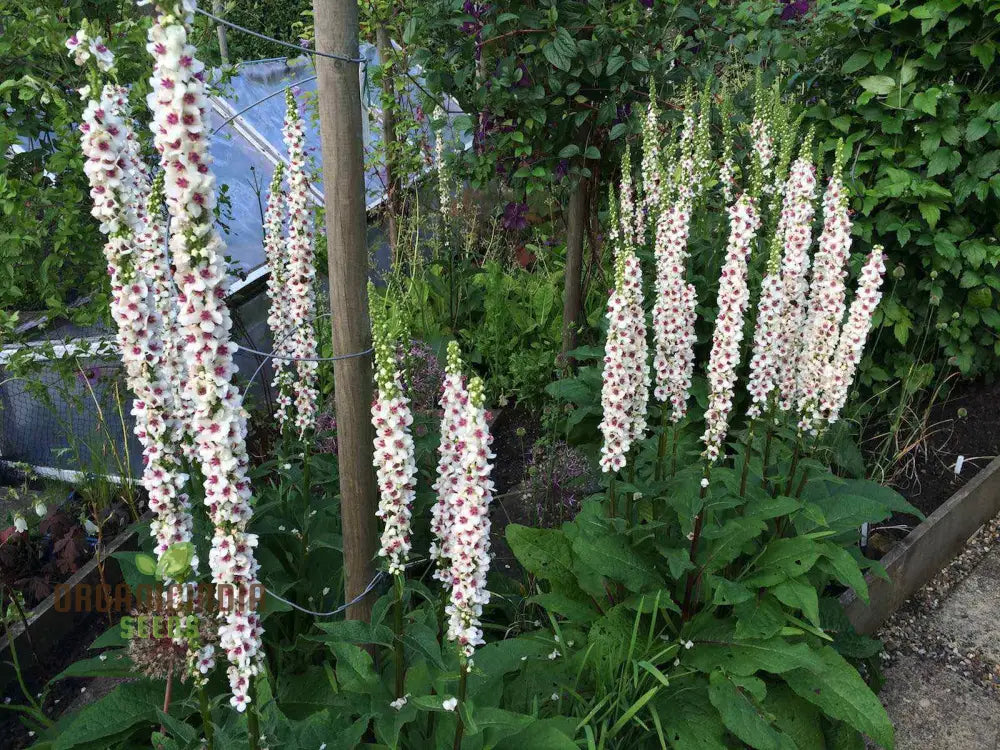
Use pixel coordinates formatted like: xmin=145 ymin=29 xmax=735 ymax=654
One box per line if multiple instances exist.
xmin=376 ymin=25 xmax=401 ymax=264
xmin=311 ymin=0 xmax=378 ymax=622
xmin=560 ymin=176 xmax=589 ymax=366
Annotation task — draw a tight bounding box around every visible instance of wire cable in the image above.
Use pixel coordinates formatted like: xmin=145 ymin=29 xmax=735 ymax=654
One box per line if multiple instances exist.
xmin=195 ymin=7 xmax=366 ymax=63
xmin=264 ymin=574 xmax=383 ymax=617
xmin=235 ymin=340 xmax=373 ymax=363
xmin=262 ymin=558 xmax=427 ymax=617
xmin=212 ymin=75 xmax=318 ymax=135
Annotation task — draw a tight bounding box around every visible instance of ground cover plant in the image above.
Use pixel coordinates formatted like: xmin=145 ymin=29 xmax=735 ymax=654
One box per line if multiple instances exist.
xmin=6 ymin=1 xmax=991 ymax=749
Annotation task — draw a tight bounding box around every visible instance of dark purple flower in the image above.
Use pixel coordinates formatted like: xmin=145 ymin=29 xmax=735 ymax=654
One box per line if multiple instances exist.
xmin=639 ymin=0 xmax=654 ymax=8
xmin=780 ymin=0 xmax=810 ymax=20
xmin=554 ymin=159 xmax=569 ymax=182
xmin=502 ymin=201 xmax=529 ymax=232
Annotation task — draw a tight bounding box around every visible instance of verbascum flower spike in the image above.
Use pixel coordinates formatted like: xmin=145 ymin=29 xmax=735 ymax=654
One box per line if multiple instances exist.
xmin=675 ymin=83 xmax=698 ymax=202
xmin=692 ymin=83 xmax=713 ymax=198
xmin=795 ymin=152 xmax=852 ymax=432
xmin=774 ymin=143 xmax=819 ymax=412
xmin=263 ymin=162 xmax=294 ymax=429
xmin=748 ymin=74 xmax=775 ymax=199
xmin=70 ymin=40 xmax=193 ymax=566
xmin=652 ymin=195 xmax=696 ymax=422
xmin=146 ymin=0 xmax=262 ymax=712
xmin=718 ymin=90 xmax=737 ymax=204
xmin=434 ymin=106 xmax=451 ymax=219
xmin=444 ymin=374 xmax=495 ymax=663
xmin=746 ymin=235 xmax=785 ymax=420
xmin=431 ymin=341 xmax=467 ymax=585
xmin=619 ymin=146 xmax=639 ymax=251
xmin=701 ymin=194 xmax=760 ymax=462
xmin=822 ymin=246 xmax=887 ymax=424
xmin=641 ymin=82 xmax=664 ymax=220
xmin=283 ymin=88 xmax=319 ymax=438
xmin=599 ymin=238 xmax=649 ymax=470
xmin=370 ymin=288 xmax=417 ymax=576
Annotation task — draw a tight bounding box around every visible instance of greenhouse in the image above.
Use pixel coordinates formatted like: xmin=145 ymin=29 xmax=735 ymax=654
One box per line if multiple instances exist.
xmin=0 ymin=49 xmax=464 ymax=478
xmin=2 ymin=1 xmax=1000 ymax=749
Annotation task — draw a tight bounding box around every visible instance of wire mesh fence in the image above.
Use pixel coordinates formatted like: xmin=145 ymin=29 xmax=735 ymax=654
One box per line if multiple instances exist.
xmin=0 ymin=295 xmax=279 ymax=477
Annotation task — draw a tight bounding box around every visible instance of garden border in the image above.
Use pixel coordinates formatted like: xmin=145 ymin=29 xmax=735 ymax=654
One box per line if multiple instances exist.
xmin=0 ymin=517 xmax=141 ymax=695
xmin=842 ymin=454 xmax=1000 ymax=634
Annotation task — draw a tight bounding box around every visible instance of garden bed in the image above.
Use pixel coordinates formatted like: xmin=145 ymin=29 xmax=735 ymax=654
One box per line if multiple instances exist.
xmin=0 ymin=513 xmax=140 ymax=696
xmin=845 ymin=447 xmax=1000 ymax=634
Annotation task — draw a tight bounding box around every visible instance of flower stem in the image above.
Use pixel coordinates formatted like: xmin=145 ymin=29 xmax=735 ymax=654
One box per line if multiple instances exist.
xmin=199 ymin=685 xmax=214 ymax=750
xmin=247 ymin=680 xmax=261 ymax=750
xmin=159 ymin=662 xmax=173 ymax=736
xmin=393 ymin=574 xmax=406 ymax=699
xmin=681 ymin=465 xmax=711 ymax=621
xmin=671 ymin=424 xmax=679 ymax=477
xmin=655 ymin=408 xmax=669 ymax=481
xmin=739 ymin=420 xmax=755 ymax=498
xmin=782 ymin=437 xmax=802 ymax=497
xmin=608 ymin=474 xmax=617 ymax=518
xmin=452 ymin=660 xmax=468 ymax=750
xmin=760 ymin=424 xmax=775 ymax=490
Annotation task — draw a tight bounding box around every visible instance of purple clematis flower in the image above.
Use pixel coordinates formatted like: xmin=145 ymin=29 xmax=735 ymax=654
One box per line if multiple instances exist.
xmin=780 ymin=0 xmax=810 ymax=20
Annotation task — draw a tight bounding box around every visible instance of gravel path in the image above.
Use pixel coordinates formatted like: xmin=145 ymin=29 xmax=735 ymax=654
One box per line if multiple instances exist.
xmin=874 ymin=514 xmax=1000 ymax=749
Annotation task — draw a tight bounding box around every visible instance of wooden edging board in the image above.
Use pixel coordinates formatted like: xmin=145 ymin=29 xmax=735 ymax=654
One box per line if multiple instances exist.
xmin=842 ymin=454 xmax=1000 ymax=634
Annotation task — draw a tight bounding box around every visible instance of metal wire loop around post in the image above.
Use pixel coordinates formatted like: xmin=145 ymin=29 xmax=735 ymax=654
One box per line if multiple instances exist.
xmin=262 ymin=558 xmax=427 ymax=617
xmin=241 ymin=312 xmax=372 ymax=401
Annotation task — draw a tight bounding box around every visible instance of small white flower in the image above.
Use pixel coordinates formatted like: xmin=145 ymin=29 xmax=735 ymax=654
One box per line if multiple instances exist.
xmin=442 ymin=697 xmax=458 ymax=712
xmin=13 ymin=514 xmax=27 ymax=533
xmin=84 ymin=518 xmax=98 ymax=535
xmin=389 ymin=694 xmax=410 ymax=710
xmin=282 ymin=463 xmax=291 ymax=470
xmin=700 ymin=478 xmax=709 ymax=488
xmin=548 ymin=649 xmax=560 ymax=660
xmin=99 ymin=654 xmax=108 ymax=661
xmin=674 ymin=658 xmax=681 ymax=666
xmin=322 ymin=587 xmax=330 ymax=596
xmin=34 ymin=502 xmax=47 ymax=518
xmin=684 ymin=640 xmax=694 ymax=650
xmin=550 ymin=693 xmax=560 ymax=701
xmin=520 ymin=656 xmax=528 ymax=661
xmin=278 ymin=525 xmax=286 ymax=532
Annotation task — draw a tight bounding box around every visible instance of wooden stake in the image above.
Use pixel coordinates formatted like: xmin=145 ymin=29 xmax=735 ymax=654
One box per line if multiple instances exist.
xmin=311 ymin=0 xmax=378 ymax=623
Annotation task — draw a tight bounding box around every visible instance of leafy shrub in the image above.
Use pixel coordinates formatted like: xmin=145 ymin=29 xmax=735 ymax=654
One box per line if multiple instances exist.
xmin=805 ymin=0 xmax=1000 ymax=379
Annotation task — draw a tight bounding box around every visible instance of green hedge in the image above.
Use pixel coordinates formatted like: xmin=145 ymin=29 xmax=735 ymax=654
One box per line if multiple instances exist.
xmin=807 ymin=0 xmax=1000 ymax=382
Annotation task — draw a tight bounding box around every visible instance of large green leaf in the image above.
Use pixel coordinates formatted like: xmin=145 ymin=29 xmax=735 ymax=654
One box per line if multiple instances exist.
xmin=571 ymin=531 xmax=663 ymax=592
xmin=735 ymin=595 xmax=787 ymax=640
xmin=784 ymin=647 xmax=894 ymax=749
xmin=505 ymin=524 xmax=577 ymax=591
xmin=657 ymin=680 xmax=729 ymax=750
xmin=763 ymin=683 xmax=827 ymax=750
xmin=542 ymin=28 xmax=576 ymax=72
xmin=772 ymin=580 xmax=821 ymax=628
xmin=744 ymin=538 xmax=822 ymax=587
xmin=708 ymin=671 xmax=797 ymax=750
xmin=52 ymin=681 xmax=162 ymax=749
xmin=494 ymin=718 xmax=578 ymax=749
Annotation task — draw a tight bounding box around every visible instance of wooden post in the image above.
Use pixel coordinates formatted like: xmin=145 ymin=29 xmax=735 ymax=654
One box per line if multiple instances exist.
xmin=560 ymin=175 xmax=588 ymax=365
xmin=376 ymin=24 xmax=401 ymax=263
xmin=311 ymin=0 xmax=378 ymax=622
xmin=211 ymin=0 xmax=229 ymax=66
